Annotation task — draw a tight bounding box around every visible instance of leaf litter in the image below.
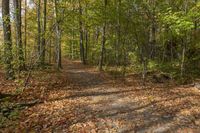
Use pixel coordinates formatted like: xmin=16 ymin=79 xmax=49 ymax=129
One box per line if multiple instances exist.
xmin=0 ymin=60 xmax=200 ymax=132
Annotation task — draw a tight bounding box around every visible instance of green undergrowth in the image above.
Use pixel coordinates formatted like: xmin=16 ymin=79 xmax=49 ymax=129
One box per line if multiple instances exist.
xmin=0 ymin=95 xmax=21 ymax=129
xmin=104 ymin=60 xmax=200 ymax=84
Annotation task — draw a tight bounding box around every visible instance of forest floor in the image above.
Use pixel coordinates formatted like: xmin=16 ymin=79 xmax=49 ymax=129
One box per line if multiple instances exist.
xmin=1 ymin=60 xmax=200 ymax=133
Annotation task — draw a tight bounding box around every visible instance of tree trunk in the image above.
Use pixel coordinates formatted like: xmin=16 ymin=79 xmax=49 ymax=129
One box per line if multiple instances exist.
xmin=181 ymin=38 xmax=186 ymax=78
xmin=54 ymin=0 xmax=62 ymax=69
xmin=116 ymin=0 xmax=121 ymax=66
xmin=13 ymin=0 xmax=25 ymax=70
xmin=41 ymin=0 xmax=47 ymax=65
xmin=99 ymin=26 xmax=106 ymax=71
xmin=180 ymin=0 xmax=188 ymax=79
xmin=78 ymin=0 xmax=85 ymax=64
xmin=37 ymin=0 xmax=41 ymax=63
xmin=24 ymin=0 xmax=27 ymax=63
xmin=49 ymin=39 xmax=52 ymax=64
xmin=99 ymin=0 xmax=107 ymax=71
xmin=142 ymin=53 xmax=148 ymax=84
xmin=72 ymin=29 xmax=74 ymax=60
xmin=85 ymin=30 xmax=89 ymax=62
xmin=2 ymin=0 xmax=14 ymax=79
xmin=149 ymin=0 xmax=156 ymax=59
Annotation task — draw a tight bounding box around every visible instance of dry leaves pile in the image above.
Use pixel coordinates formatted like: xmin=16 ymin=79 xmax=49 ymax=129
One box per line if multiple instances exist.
xmin=0 ymin=60 xmax=200 ymax=132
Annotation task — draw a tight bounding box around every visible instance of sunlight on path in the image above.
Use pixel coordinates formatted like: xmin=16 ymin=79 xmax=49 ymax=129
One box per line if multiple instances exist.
xmin=14 ymin=60 xmax=200 ymax=132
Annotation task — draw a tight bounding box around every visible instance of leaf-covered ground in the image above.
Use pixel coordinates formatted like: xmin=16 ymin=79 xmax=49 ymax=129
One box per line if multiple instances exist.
xmin=0 ymin=60 xmax=200 ymax=132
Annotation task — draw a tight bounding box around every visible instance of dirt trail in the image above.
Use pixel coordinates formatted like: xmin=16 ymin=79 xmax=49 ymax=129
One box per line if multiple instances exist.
xmin=2 ymin=60 xmax=200 ymax=132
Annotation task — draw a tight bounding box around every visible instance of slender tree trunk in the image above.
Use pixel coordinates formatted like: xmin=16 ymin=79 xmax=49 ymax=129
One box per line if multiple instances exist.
xmin=180 ymin=0 xmax=188 ymax=79
xmin=53 ymin=38 xmax=56 ymax=63
xmin=72 ymin=29 xmax=74 ymax=60
xmin=116 ymin=0 xmax=121 ymax=66
xmin=142 ymin=58 xmax=147 ymax=83
xmin=71 ymin=0 xmax=75 ymax=60
xmin=140 ymin=46 xmax=148 ymax=84
xmin=2 ymin=0 xmax=14 ymax=79
xmin=85 ymin=30 xmax=89 ymax=62
xmin=24 ymin=0 xmax=27 ymax=63
xmin=78 ymin=0 xmax=85 ymax=64
xmin=134 ymin=30 xmax=147 ymax=82
xmin=150 ymin=22 xmax=156 ymax=58
xmin=37 ymin=0 xmax=41 ymax=62
xmin=170 ymin=36 xmax=174 ymax=62
xmin=54 ymin=0 xmax=62 ymax=69
xmin=13 ymin=0 xmax=25 ymax=70
xmin=99 ymin=0 xmax=107 ymax=71
xmin=69 ymin=31 xmax=73 ymax=59
xmin=122 ymin=11 xmax=130 ymax=77
xmin=49 ymin=39 xmax=52 ymax=64
xmin=181 ymin=38 xmax=186 ymax=78
xmin=149 ymin=0 xmax=156 ymax=59
xmin=193 ymin=0 xmax=197 ymax=46
xmin=41 ymin=0 xmax=47 ymax=65
xmin=99 ymin=26 xmax=106 ymax=71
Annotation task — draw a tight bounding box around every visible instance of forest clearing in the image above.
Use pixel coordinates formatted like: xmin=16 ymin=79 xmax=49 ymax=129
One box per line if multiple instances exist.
xmin=0 ymin=0 xmax=200 ymax=132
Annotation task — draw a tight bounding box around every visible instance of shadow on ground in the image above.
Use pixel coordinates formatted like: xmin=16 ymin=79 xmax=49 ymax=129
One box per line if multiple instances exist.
xmin=2 ymin=60 xmax=199 ymax=133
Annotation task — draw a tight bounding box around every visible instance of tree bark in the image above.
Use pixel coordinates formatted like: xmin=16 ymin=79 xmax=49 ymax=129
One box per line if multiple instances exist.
xmin=54 ymin=0 xmax=62 ymax=69
xmin=116 ymin=0 xmax=121 ymax=66
xmin=41 ymin=0 xmax=47 ymax=65
xmin=37 ymin=0 xmax=41 ymax=62
xmin=2 ymin=0 xmax=14 ymax=79
xmin=13 ymin=0 xmax=25 ymax=70
xmin=49 ymin=39 xmax=52 ymax=64
xmin=99 ymin=26 xmax=106 ymax=71
xmin=99 ymin=0 xmax=107 ymax=71
xmin=78 ymin=0 xmax=85 ymax=64
xmin=181 ymin=38 xmax=186 ymax=78
xmin=149 ymin=0 xmax=156 ymax=59
xmin=141 ymin=47 xmax=148 ymax=84
xmin=71 ymin=29 xmax=74 ymax=60
xmin=85 ymin=30 xmax=89 ymax=62
xmin=24 ymin=0 xmax=27 ymax=63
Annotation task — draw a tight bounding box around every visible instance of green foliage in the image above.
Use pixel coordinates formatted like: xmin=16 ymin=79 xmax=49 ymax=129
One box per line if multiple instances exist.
xmin=160 ymin=8 xmax=194 ymax=36
xmin=0 ymin=100 xmax=20 ymax=128
xmin=1 ymin=0 xmax=199 ymax=82
xmin=188 ymin=2 xmax=200 ymax=23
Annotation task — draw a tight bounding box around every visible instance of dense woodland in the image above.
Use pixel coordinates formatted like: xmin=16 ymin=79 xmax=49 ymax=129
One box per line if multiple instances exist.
xmin=0 ymin=0 xmax=199 ymax=81
xmin=0 ymin=0 xmax=200 ymax=132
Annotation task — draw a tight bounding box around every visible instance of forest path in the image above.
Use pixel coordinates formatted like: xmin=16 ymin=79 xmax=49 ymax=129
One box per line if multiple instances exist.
xmin=12 ymin=60 xmax=200 ymax=132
